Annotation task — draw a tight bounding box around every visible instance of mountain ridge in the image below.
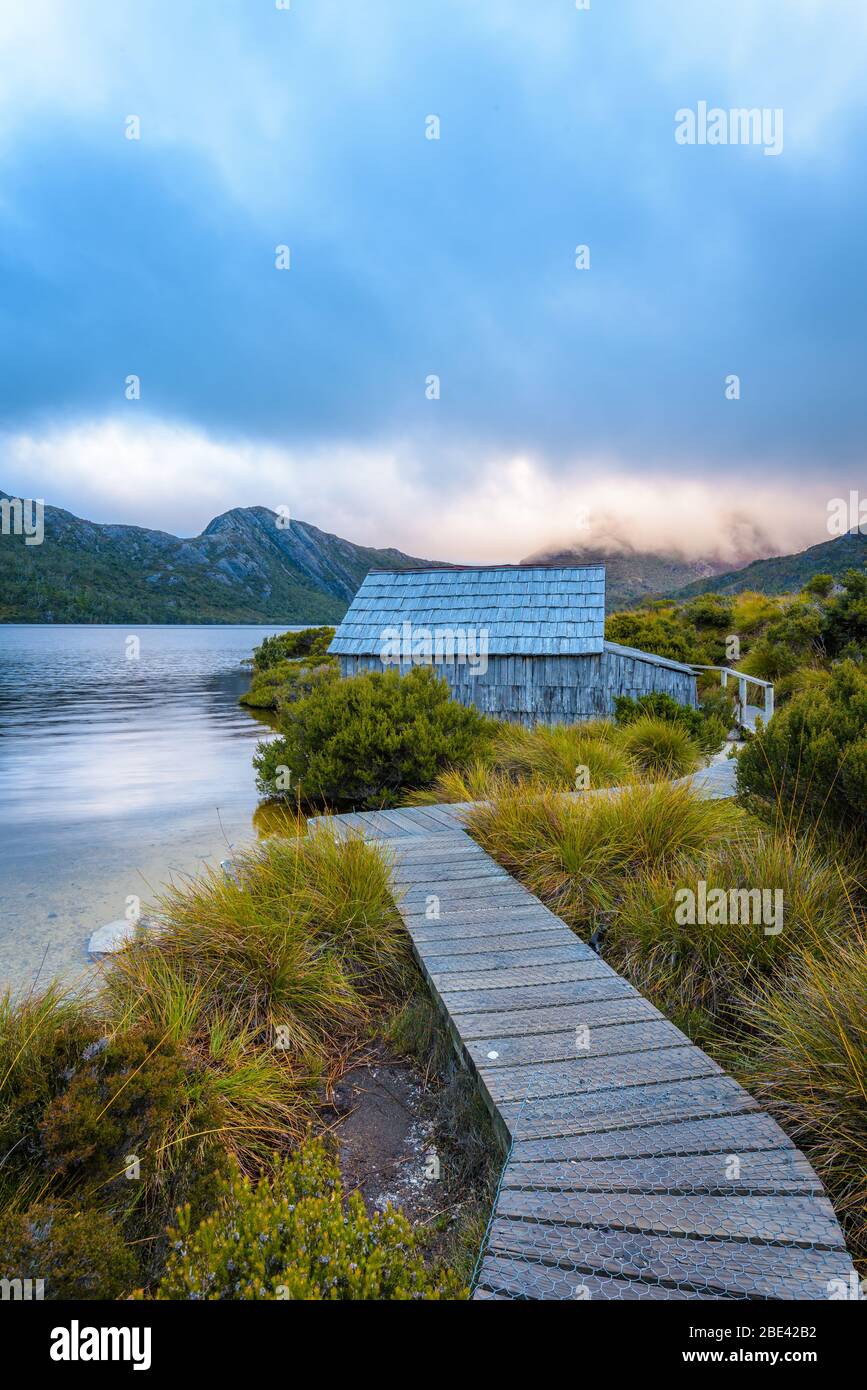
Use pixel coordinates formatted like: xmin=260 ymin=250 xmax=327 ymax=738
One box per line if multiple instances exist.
xmin=0 ymin=497 xmax=447 ymax=624
xmin=661 ymin=527 xmax=867 ymax=602
xmin=3 ymin=494 xmax=862 ymax=623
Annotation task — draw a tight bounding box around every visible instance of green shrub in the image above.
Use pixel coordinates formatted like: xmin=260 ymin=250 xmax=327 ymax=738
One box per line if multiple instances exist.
xmin=146 ymin=1139 xmax=464 ymax=1300
xmin=822 ymin=569 xmax=867 ymax=658
xmin=605 ymin=609 xmax=704 ymax=664
xmin=240 ymin=657 xmax=337 ymax=710
xmin=614 ymin=691 xmax=727 ymax=757
xmin=255 ymin=666 xmax=491 ymax=809
xmin=698 ymin=683 xmax=738 ymax=731
xmin=252 ymin=627 xmax=335 ymax=672
xmin=804 ymin=573 xmax=835 ymax=599
xmin=682 ymin=594 xmax=734 ymax=630
xmin=0 ymin=1201 xmax=136 ymax=1300
xmin=38 ymin=1031 xmax=203 ymax=1193
xmin=732 ymin=591 xmax=780 ymax=634
xmin=737 ymin=658 xmax=867 ymax=844
xmin=613 ymin=714 xmax=702 ymax=777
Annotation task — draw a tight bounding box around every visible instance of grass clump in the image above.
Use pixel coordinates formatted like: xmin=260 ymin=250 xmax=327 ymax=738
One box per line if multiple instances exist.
xmin=491 ymin=720 xmax=633 ymax=790
xmin=104 ymin=826 xmax=409 ymax=1082
xmin=608 ymin=830 xmax=851 ymax=1044
xmin=467 ymin=780 xmax=742 ymax=938
xmin=614 ymin=690 xmax=728 ymax=757
xmin=406 ymin=720 xmax=634 ymax=804
xmin=734 ymin=931 xmax=867 ymax=1260
xmin=612 ymin=714 xmax=702 ymax=778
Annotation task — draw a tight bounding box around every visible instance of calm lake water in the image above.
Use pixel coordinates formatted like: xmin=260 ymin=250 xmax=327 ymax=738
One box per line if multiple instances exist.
xmin=0 ymin=625 xmax=290 ymax=993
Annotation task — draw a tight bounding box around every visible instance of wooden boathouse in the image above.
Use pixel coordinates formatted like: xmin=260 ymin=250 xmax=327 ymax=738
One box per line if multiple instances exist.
xmin=329 ymin=564 xmax=697 ymax=724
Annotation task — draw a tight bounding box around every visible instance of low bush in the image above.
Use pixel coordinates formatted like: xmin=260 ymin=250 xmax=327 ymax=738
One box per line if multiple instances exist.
xmin=736 ymin=658 xmax=867 ymax=845
xmin=0 ymin=1201 xmax=136 ymax=1300
xmin=255 ymin=666 xmax=492 ymax=809
xmin=240 ymin=656 xmax=337 ymax=710
xmin=252 ymin=627 xmax=335 ymax=672
xmin=146 ymin=1138 xmax=464 ymax=1300
xmin=614 ymin=691 xmax=727 ymax=757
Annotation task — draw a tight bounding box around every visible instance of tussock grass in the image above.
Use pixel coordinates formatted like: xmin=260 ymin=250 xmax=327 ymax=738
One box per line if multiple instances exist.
xmin=104 ymin=825 xmax=409 ymax=1065
xmin=611 ymin=715 xmax=701 ymax=778
xmin=405 ymin=758 xmax=511 ymax=806
xmin=406 ymin=721 xmax=635 ymax=804
xmin=492 ymin=721 xmax=633 ymax=790
xmin=467 ymin=780 xmax=742 ymax=937
xmin=734 ymin=929 xmax=867 ymax=1259
xmin=609 ymin=829 xmax=851 ymax=1043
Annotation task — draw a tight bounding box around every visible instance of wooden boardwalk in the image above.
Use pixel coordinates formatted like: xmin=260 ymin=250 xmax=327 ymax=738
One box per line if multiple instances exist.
xmin=312 ymin=803 xmax=858 ymax=1300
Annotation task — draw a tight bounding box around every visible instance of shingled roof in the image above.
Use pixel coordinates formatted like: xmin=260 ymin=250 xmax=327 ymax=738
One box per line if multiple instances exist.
xmin=328 ymin=564 xmax=607 ymax=657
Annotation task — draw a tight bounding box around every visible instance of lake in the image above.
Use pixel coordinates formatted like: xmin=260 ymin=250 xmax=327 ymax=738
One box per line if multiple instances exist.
xmin=0 ymin=625 xmax=290 ymax=993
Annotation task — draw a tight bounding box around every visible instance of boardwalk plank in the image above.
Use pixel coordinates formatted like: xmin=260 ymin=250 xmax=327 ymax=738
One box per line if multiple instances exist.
xmin=511 ymin=1112 xmax=795 ymax=1163
xmin=497 ymin=1076 xmax=761 ymax=1139
xmin=431 ymin=961 xmax=618 ymax=993
xmin=425 ymin=944 xmax=591 ymax=975
xmin=485 ymin=1219 xmax=852 ymax=1299
xmin=476 ymin=1255 xmax=729 ymax=1301
xmin=457 ymin=995 xmax=659 ymax=1039
xmin=466 ymin=1019 xmax=683 ymax=1069
xmin=480 ymin=1045 xmax=717 ymax=1105
xmin=502 ymin=1151 xmax=823 ymax=1195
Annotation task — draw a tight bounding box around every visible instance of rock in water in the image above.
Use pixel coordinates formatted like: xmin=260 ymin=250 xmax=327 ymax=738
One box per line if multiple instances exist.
xmin=87 ymin=917 xmax=149 ymax=958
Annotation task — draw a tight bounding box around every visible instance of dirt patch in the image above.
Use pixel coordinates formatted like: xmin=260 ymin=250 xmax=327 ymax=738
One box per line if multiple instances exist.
xmin=327 ymin=1041 xmax=445 ymax=1226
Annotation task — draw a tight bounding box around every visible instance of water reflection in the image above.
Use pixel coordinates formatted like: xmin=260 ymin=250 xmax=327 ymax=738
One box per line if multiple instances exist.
xmin=0 ymin=624 xmax=291 ymax=991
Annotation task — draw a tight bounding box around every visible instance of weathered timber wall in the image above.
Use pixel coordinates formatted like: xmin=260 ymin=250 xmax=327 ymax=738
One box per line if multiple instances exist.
xmin=337 ymin=650 xmax=697 ymax=724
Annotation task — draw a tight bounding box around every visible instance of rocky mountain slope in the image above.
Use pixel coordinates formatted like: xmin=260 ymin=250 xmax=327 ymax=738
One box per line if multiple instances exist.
xmin=522 ymin=545 xmax=733 ymax=611
xmin=0 ymin=498 xmax=444 ymax=624
xmin=664 ymin=527 xmax=867 ymax=601
xmin=4 ymin=491 xmax=861 ymax=624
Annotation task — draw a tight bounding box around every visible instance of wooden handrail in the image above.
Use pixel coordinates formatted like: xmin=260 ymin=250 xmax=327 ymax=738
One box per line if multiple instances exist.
xmin=691 ymin=664 xmax=774 ymax=723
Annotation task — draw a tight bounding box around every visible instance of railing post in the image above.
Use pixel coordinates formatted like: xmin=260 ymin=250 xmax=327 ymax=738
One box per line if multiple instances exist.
xmin=765 ymin=684 xmax=774 ymax=721
xmin=720 ymin=669 xmax=728 ymax=688
xmin=738 ymin=676 xmax=747 ymax=720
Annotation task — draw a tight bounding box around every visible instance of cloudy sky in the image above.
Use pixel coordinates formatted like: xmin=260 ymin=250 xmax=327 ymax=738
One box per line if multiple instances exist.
xmin=1 ymin=1 xmax=866 ymax=563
